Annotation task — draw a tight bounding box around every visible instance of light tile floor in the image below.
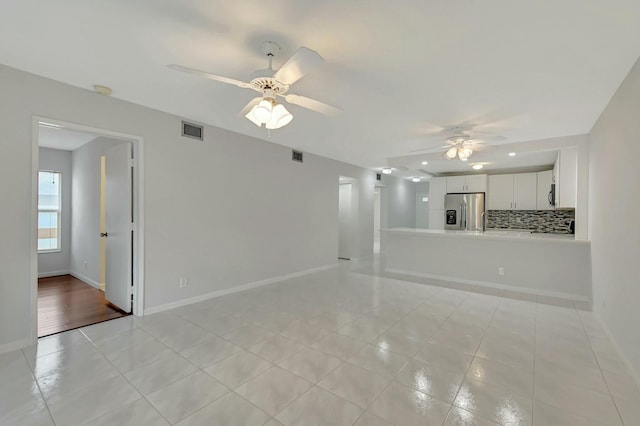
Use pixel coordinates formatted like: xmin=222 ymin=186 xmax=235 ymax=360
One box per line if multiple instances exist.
xmin=2 ymin=265 xmax=639 ymax=425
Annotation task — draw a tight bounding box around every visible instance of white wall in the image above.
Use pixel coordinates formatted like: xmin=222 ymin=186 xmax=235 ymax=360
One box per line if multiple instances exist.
xmin=414 ymin=182 xmax=430 ymax=228
xmin=37 ymin=148 xmax=72 ymax=276
xmin=588 ymin=56 xmax=640 ymax=377
xmin=0 ymin=64 xmax=377 ymax=350
xmin=70 ymin=137 xmax=124 ymax=287
xmin=377 ymin=174 xmax=416 ymax=228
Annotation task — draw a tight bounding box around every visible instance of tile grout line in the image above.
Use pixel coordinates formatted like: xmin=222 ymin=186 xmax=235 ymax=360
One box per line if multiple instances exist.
xmin=577 ymin=308 xmax=626 ymax=425
xmin=19 ymin=347 xmax=57 ymax=425
xmin=84 ymin=324 xmax=176 ymax=426
xmin=444 ymin=293 xmax=502 ymax=424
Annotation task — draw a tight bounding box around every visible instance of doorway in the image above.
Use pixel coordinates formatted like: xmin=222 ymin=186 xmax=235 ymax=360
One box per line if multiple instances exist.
xmin=32 ymin=118 xmax=144 ymax=339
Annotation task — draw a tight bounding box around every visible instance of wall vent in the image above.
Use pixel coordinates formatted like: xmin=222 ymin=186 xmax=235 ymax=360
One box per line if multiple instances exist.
xmin=181 ymin=121 xmax=203 ymax=141
xmin=376 ymin=173 xmax=382 ymax=181
xmin=292 ymin=150 xmax=303 ymax=162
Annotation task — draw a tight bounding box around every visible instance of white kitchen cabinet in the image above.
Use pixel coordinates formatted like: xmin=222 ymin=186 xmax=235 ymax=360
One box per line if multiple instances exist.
xmin=488 ymin=173 xmax=537 ymax=210
xmin=446 ymin=176 xmax=466 ymax=193
xmin=536 ymin=170 xmax=553 ymax=210
xmin=465 ymin=174 xmax=488 ymax=192
xmin=446 ymin=174 xmax=487 ymax=193
xmin=428 ymin=177 xmax=447 ymax=229
xmin=488 ymin=174 xmax=514 ymax=210
xmin=429 ymin=177 xmax=447 ymax=210
xmin=556 ymin=147 xmax=577 ymax=208
xmin=513 ymin=173 xmax=537 ymax=210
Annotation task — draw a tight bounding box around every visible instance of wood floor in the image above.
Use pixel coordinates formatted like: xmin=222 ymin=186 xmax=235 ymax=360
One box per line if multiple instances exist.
xmin=38 ymin=275 xmax=129 ymax=337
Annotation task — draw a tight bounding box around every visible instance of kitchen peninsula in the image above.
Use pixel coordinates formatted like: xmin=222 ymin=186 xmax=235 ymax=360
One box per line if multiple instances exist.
xmin=380 ymin=228 xmax=591 ymax=307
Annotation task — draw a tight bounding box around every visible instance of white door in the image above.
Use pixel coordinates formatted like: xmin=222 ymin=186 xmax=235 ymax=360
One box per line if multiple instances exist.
xmin=514 ymin=173 xmax=538 ymax=210
xmin=338 ymin=183 xmax=352 ymax=259
xmin=104 ymin=142 xmax=132 ymax=313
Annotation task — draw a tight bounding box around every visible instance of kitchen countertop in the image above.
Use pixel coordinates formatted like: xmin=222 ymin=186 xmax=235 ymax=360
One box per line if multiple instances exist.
xmin=381 ymin=228 xmax=586 ymax=243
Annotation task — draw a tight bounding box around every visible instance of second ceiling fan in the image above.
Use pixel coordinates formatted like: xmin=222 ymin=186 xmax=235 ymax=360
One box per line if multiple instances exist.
xmin=168 ymin=41 xmax=341 ymax=130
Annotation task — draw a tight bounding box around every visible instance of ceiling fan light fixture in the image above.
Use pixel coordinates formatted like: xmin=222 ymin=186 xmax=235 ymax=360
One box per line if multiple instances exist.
xmin=266 ymin=103 xmax=293 ymax=129
xmin=245 ymin=109 xmax=263 ymax=127
xmin=445 ymin=147 xmax=458 ymax=159
xmin=382 ymin=167 xmax=393 ymax=174
xmin=252 ymin=99 xmax=273 ymax=123
xmin=458 ymin=147 xmax=473 ymax=160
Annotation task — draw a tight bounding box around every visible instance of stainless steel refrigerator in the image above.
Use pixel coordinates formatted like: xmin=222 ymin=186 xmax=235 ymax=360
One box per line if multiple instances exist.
xmin=444 ymin=193 xmax=486 ymax=231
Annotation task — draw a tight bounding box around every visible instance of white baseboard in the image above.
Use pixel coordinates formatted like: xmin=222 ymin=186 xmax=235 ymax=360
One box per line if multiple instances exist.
xmin=69 ymin=271 xmax=101 ymax=289
xmin=144 ymin=263 xmax=339 ymax=316
xmin=594 ymin=312 xmax=640 ymax=392
xmin=384 ymin=268 xmax=590 ymax=304
xmin=0 ymin=338 xmax=31 ymax=355
xmin=38 ymin=270 xmax=70 ymax=278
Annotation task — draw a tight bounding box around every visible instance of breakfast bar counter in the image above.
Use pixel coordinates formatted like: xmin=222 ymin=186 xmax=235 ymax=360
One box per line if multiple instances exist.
xmin=380 ymin=228 xmax=591 ymax=305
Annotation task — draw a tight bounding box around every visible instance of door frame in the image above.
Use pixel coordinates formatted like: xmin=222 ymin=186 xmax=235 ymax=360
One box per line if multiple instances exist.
xmin=30 ymin=116 xmax=145 ymax=343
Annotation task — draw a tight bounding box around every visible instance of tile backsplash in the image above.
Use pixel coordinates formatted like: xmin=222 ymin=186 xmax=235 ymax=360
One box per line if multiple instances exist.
xmin=487 ymin=209 xmax=575 ymax=234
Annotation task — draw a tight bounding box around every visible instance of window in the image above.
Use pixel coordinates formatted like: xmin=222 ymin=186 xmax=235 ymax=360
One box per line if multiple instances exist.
xmin=38 ymin=171 xmax=61 ymax=252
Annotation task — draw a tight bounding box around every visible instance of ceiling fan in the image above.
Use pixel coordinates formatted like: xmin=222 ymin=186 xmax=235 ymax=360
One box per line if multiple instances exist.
xmin=411 ymin=126 xmax=504 ymax=161
xmin=168 ymin=41 xmax=341 ymax=130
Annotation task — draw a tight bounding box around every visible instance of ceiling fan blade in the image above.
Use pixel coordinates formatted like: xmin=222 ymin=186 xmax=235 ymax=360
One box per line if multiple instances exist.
xmin=283 ymin=94 xmax=342 ymax=116
xmin=466 ymin=135 xmax=507 ymax=144
xmin=274 ymin=47 xmax=324 ymax=85
xmin=238 ymin=97 xmax=262 ymax=117
xmin=167 ymin=64 xmax=252 ymax=89
xmin=409 ymin=145 xmax=450 ymax=153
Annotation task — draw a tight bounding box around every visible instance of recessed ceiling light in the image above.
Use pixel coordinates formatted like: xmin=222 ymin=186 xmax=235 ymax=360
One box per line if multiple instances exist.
xmin=412 ymin=177 xmax=421 ymax=182
xmin=421 ymin=161 xmax=428 ymax=165
xmin=381 ymin=167 xmax=392 ymax=174
xmin=508 ymin=152 xmax=516 ymax=157
xmin=472 ymin=164 xmax=484 ymax=170
xmin=461 ymin=158 xmax=468 ymax=162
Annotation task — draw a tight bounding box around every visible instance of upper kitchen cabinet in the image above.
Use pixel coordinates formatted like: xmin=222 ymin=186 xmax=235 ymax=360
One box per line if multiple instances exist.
xmin=536 ymin=170 xmax=554 ymax=210
xmin=446 ymin=174 xmax=487 ymax=193
xmin=488 ymin=174 xmax=514 ymax=210
xmin=488 ymin=173 xmax=537 ymax=210
xmin=554 ymin=147 xmax=577 ymax=208
xmin=513 ymin=173 xmax=538 ymax=210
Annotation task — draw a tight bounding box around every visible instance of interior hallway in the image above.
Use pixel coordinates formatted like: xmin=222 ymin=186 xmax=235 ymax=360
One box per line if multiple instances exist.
xmin=4 ymin=264 xmax=635 ymax=424
xmin=38 ymin=275 xmax=128 ymax=337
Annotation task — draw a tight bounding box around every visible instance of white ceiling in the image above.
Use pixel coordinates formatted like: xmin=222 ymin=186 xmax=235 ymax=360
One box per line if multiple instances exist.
xmin=2 ymin=1 xmax=640 ymax=175
xmin=38 ymin=125 xmax=97 ymax=151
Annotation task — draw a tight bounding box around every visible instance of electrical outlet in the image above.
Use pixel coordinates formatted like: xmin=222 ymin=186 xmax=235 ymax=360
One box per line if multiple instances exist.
xmin=179 ymin=277 xmax=188 ymax=288
xmin=498 ymin=267 xmax=505 ymax=276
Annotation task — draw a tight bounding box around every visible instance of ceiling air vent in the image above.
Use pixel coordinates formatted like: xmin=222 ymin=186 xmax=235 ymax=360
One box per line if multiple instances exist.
xmin=292 ymin=150 xmax=303 ymax=163
xmin=376 ymin=173 xmax=382 ymax=181
xmin=181 ymin=121 xmax=203 ymax=141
